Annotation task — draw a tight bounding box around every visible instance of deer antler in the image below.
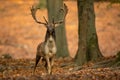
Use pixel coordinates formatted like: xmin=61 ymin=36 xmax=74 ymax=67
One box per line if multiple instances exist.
xmin=31 ymin=5 xmax=48 ymax=25
xmin=54 ymin=3 xmax=68 ymax=24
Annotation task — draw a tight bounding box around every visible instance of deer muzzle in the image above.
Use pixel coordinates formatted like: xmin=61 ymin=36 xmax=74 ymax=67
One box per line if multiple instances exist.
xmin=49 ymin=36 xmax=54 ymax=43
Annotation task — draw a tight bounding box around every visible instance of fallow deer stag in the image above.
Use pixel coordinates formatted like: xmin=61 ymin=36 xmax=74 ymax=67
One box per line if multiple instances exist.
xmin=31 ymin=4 xmax=68 ymax=75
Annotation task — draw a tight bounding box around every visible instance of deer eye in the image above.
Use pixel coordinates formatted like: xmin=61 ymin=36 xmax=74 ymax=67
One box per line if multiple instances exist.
xmin=49 ymin=31 xmax=51 ymax=34
xmin=52 ymin=31 xmax=55 ymax=35
xmin=47 ymin=30 xmax=52 ymax=35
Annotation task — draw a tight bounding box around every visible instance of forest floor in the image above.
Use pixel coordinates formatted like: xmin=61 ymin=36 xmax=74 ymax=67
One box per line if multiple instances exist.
xmin=0 ymin=0 xmax=120 ymax=80
xmin=0 ymin=56 xmax=120 ymax=80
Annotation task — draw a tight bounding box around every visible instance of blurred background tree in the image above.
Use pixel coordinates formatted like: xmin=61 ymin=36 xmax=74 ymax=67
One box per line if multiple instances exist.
xmin=46 ymin=0 xmax=69 ymax=57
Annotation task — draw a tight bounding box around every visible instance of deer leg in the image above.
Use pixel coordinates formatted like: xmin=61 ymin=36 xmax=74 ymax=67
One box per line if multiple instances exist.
xmin=45 ymin=56 xmax=51 ymax=75
xmin=49 ymin=55 xmax=55 ymax=75
xmin=44 ymin=61 xmax=47 ymax=70
xmin=50 ymin=54 xmax=55 ymax=68
xmin=33 ymin=54 xmax=41 ymax=74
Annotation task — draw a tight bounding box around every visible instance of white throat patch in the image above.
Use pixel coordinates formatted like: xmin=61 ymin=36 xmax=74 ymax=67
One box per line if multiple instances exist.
xmin=44 ymin=36 xmax=57 ymax=57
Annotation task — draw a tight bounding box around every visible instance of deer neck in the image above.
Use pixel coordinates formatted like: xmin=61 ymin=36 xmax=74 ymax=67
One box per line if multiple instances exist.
xmin=44 ymin=33 xmax=57 ymax=55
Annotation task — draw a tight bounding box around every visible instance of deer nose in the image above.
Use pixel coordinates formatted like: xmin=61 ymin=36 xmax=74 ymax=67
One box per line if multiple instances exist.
xmin=49 ymin=39 xmax=53 ymax=43
xmin=49 ymin=40 xmax=53 ymax=43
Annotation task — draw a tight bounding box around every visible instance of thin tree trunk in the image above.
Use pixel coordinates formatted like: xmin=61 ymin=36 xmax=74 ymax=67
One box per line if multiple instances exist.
xmin=47 ymin=0 xmax=69 ymax=57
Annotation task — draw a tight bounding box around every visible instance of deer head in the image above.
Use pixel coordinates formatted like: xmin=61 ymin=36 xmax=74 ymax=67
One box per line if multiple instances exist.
xmin=30 ymin=4 xmax=68 ymax=41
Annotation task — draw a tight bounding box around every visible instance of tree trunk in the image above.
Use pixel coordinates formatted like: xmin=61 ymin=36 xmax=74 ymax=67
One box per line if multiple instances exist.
xmin=46 ymin=0 xmax=69 ymax=57
xmin=75 ymin=0 xmax=103 ymax=66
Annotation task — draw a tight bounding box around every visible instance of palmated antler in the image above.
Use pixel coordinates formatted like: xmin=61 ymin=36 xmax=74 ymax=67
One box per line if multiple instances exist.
xmin=54 ymin=3 xmax=68 ymax=25
xmin=31 ymin=5 xmax=48 ymax=25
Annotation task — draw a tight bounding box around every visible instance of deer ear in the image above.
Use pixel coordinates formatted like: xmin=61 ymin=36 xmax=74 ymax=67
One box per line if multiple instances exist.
xmin=55 ymin=23 xmax=62 ymax=27
xmin=54 ymin=21 xmax=63 ymax=27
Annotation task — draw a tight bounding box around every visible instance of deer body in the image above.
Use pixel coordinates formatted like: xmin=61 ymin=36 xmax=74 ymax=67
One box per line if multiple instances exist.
xmin=37 ymin=40 xmax=56 ymax=60
xmin=34 ymin=25 xmax=57 ymax=74
xmin=31 ymin=4 xmax=68 ymax=75
xmin=37 ymin=29 xmax=57 ymax=58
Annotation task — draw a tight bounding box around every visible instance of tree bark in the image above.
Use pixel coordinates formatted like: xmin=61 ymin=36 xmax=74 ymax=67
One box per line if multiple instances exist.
xmin=75 ymin=0 xmax=103 ymax=66
xmin=46 ymin=0 xmax=69 ymax=57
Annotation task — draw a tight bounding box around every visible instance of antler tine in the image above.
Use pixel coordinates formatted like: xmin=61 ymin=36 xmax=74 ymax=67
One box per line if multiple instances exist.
xmin=43 ymin=16 xmax=48 ymax=24
xmin=63 ymin=3 xmax=68 ymax=19
xmin=31 ymin=5 xmax=47 ymax=25
xmin=54 ymin=3 xmax=68 ymax=24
